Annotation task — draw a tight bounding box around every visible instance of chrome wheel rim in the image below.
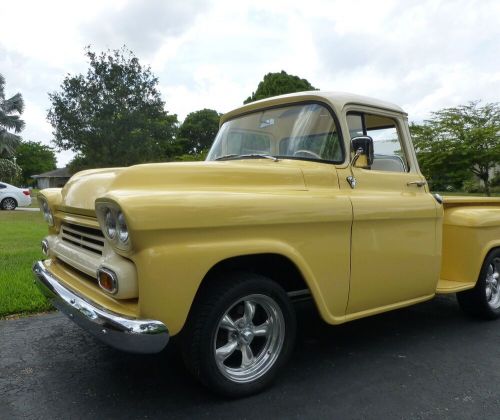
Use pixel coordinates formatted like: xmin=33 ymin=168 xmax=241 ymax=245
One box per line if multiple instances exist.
xmin=213 ymin=294 xmax=285 ymax=383
xmin=486 ymin=258 xmax=500 ymax=309
xmin=2 ymin=198 xmax=16 ymax=210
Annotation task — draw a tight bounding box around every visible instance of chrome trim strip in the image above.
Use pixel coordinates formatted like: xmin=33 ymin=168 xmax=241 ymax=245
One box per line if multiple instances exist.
xmin=32 ymin=261 xmax=169 ymax=354
xmin=41 ymin=239 xmax=49 ymax=256
xmin=407 ymin=180 xmax=427 ymax=187
xmin=433 ymin=193 xmax=443 ymax=204
xmin=287 ymin=289 xmax=311 ymax=298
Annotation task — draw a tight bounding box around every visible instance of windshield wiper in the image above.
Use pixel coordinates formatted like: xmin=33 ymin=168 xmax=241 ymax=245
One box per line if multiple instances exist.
xmin=215 ymin=154 xmax=279 ymax=162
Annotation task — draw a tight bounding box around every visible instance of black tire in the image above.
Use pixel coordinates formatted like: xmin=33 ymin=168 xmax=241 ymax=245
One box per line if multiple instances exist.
xmin=1 ymin=197 xmax=17 ymax=210
xmin=457 ymin=248 xmax=500 ymax=319
xmin=180 ymin=271 xmax=296 ymax=397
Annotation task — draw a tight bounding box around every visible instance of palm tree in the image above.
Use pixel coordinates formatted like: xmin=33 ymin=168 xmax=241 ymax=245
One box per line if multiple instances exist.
xmin=0 ymin=74 xmax=24 ymax=157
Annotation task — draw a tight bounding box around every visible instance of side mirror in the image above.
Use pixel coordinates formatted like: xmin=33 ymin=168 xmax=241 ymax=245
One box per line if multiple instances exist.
xmin=351 ymin=136 xmax=374 ymax=168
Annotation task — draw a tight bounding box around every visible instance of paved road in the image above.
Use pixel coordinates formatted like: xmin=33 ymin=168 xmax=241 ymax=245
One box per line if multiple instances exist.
xmin=2 ymin=295 xmax=500 ymax=419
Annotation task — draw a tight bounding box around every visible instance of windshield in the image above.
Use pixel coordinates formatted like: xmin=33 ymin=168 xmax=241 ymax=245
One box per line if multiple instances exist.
xmin=206 ymin=103 xmax=344 ymax=163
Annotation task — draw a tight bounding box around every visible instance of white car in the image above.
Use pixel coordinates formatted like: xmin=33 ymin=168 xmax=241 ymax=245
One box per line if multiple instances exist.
xmin=0 ymin=182 xmax=32 ymax=210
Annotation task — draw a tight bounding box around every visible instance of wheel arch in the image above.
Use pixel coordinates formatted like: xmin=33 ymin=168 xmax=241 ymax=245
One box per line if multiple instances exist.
xmin=201 ymin=253 xmax=310 ymax=294
xmin=481 ymin=243 xmax=500 ymax=271
xmin=180 ymin=251 xmax=327 ymax=335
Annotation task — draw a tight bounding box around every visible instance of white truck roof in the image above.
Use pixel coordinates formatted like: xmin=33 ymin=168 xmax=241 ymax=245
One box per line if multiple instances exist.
xmin=221 ymin=91 xmax=406 ymax=125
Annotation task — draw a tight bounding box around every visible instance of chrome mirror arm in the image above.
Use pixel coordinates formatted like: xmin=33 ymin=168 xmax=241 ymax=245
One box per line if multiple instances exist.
xmin=346 ymin=148 xmax=363 ymax=189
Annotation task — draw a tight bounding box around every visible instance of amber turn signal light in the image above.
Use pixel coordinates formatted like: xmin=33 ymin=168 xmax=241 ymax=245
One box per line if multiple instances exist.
xmin=97 ymin=267 xmax=118 ymax=294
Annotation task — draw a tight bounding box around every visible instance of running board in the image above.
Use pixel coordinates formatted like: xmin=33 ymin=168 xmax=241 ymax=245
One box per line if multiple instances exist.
xmin=287 ymin=289 xmax=312 ymax=302
xmin=436 ymin=279 xmax=476 ymax=294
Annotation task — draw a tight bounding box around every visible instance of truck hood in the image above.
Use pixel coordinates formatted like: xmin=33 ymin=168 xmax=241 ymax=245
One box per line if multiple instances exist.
xmin=60 ymin=160 xmax=307 ymax=212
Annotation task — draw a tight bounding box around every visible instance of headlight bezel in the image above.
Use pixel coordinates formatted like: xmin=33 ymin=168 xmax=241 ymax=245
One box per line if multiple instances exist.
xmin=95 ymin=202 xmax=131 ymax=251
xmin=38 ymin=197 xmax=54 ymax=226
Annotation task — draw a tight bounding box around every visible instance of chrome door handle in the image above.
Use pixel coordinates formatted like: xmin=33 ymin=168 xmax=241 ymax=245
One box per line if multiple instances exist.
xmin=407 ymin=180 xmax=427 ymax=187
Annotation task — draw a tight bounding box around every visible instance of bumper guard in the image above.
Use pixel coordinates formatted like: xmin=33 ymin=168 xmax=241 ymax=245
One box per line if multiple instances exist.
xmin=33 ymin=261 xmax=169 ymax=354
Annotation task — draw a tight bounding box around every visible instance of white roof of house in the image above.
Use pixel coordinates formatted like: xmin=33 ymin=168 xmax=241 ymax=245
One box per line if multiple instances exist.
xmin=32 ymin=167 xmax=71 ymax=179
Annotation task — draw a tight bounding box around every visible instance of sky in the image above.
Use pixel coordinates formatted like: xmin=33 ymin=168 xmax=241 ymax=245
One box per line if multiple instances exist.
xmin=1 ymin=0 xmax=500 ymax=166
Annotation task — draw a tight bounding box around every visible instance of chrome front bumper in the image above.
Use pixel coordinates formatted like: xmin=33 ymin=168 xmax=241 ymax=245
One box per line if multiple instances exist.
xmin=33 ymin=261 xmax=169 ymax=354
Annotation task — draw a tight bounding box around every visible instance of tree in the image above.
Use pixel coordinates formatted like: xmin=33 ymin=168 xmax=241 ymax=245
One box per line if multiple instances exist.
xmin=0 ymin=159 xmax=21 ymax=184
xmin=177 ymin=108 xmax=220 ymax=155
xmin=16 ymin=141 xmax=57 ymax=185
xmin=410 ymin=101 xmax=500 ymax=196
xmin=47 ymin=47 xmax=179 ymax=170
xmin=0 ymin=74 xmax=24 ymax=158
xmin=410 ymin=122 xmax=472 ymax=191
xmin=244 ymin=71 xmax=317 ymax=104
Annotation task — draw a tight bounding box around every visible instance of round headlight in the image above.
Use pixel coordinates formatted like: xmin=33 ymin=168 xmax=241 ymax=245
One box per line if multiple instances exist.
xmin=105 ymin=209 xmax=116 ymax=239
xmin=116 ymin=211 xmax=128 ymax=243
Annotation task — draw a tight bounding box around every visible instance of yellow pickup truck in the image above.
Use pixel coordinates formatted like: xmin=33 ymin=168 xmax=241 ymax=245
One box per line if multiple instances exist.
xmin=34 ymin=91 xmax=500 ymax=397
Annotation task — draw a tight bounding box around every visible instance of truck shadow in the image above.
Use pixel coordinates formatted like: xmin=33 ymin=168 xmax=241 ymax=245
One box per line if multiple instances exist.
xmin=31 ymin=294 xmax=494 ymax=418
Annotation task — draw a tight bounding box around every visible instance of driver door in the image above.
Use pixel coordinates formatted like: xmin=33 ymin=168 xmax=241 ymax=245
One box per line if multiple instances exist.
xmin=339 ymin=109 xmax=441 ymax=316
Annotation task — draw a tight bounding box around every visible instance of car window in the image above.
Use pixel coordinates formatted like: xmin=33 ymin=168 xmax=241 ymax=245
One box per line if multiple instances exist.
xmin=0 ymin=183 xmax=6 ymax=189
xmin=347 ymin=112 xmax=409 ymax=172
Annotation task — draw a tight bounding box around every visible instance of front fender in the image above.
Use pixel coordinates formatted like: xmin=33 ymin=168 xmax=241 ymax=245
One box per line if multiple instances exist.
xmin=132 ymin=231 xmax=351 ymax=336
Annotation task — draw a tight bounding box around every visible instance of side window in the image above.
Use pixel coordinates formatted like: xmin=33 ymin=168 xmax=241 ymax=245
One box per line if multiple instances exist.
xmin=0 ymin=183 xmax=6 ymax=189
xmin=347 ymin=112 xmax=409 ymax=172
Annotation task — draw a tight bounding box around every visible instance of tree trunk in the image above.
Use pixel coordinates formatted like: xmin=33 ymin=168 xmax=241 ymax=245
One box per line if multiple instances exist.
xmin=481 ymin=170 xmax=491 ymax=197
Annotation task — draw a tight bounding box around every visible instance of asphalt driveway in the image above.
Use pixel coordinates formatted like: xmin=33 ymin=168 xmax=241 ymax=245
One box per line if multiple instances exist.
xmin=1 ymin=295 xmax=500 ymax=419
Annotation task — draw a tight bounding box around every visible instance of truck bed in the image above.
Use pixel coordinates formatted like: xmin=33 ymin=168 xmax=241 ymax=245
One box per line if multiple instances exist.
xmin=437 ymin=195 xmax=500 ymax=293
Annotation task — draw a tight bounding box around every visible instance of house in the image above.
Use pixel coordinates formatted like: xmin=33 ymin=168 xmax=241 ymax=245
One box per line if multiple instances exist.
xmin=32 ymin=167 xmax=71 ymax=189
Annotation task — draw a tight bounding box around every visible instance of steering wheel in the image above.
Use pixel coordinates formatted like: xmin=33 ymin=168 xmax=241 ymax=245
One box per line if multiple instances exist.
xmin=293 ymin=150 xmax=322 ymax=159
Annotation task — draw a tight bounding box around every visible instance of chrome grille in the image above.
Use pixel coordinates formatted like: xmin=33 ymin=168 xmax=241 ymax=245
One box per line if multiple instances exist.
xmin=61 ymin=223 xmax=105 ymax=255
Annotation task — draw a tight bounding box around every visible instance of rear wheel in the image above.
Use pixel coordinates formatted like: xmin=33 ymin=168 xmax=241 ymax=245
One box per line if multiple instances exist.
xmin=181 ymin=272 xmax=296 ymax=397
xmin=457 ymin=249 xmax=500 ymax=319
xmin=1 ymin=197 xmax=17 ymax=210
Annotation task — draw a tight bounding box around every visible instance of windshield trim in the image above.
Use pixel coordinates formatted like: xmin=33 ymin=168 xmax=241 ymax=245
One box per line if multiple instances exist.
xmin=214 ymin=100 xmax=346 ymax=166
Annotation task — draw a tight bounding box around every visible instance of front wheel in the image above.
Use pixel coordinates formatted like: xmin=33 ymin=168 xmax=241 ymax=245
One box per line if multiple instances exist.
xmin=457 ymin=249 xmax=500 ymax=319
xmin=181 ymin=272 xmax=296 ymax=397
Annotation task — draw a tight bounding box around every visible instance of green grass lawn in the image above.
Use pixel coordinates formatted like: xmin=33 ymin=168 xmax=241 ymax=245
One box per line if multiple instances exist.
xmin=0 ymin=210 xmax=51 ymax=318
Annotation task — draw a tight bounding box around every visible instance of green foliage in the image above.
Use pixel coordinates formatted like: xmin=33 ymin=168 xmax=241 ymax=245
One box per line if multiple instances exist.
xmin=174 ymin=150 xmax=209 ymax=162
xmin=178 ymin=108 xmax=220 ymax=155
xmin=15 ymin=141 xmax=57 ymax=185
xmin=0 ymin=74 xmax=24 ymax=158
xmin=244 ymin=71 xmax=317 ymax=104
xmin=0 ymin=158 xmax=21 ymax=184
xmin=0 ymin=211 xmax=51 ymax=317
xmin=410 ymin=101 xmax=500 ymax=196
xmin=491 ymin=172 xmax=500 ymax=187
xmin=462 ymin=178 xmax=485 ymax=194
xmin=47 ymin=47 xmax=180 ymax=170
